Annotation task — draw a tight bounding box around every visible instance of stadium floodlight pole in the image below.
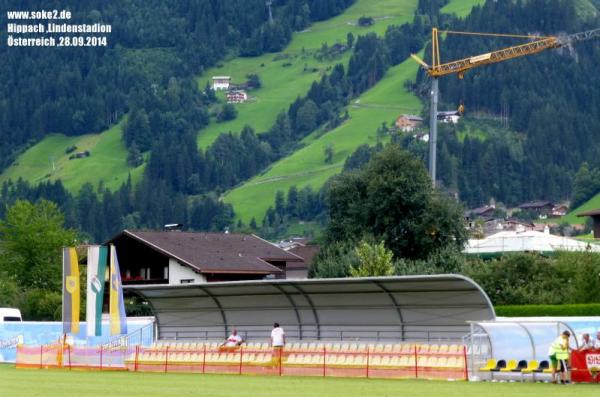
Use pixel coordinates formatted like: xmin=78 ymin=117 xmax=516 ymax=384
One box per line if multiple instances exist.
xmin=428 ymin=78 xmax=439 ymax=188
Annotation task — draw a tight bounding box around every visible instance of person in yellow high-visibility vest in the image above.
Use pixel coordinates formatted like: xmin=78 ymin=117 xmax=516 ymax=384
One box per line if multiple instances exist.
xmin=548 ymin=330 xmax=571 ymax=384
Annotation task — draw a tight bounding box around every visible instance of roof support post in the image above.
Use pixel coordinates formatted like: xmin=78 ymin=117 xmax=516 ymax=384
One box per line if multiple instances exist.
xmin=197 ymin=285 xmax=229 ymax=339
xmin=290 ymin=284 xmax=320 ymax=340
xmin=273 ymin=284 xmax=303 ymax=340
xmin=373 ymin=281 xmax=405 ymax=341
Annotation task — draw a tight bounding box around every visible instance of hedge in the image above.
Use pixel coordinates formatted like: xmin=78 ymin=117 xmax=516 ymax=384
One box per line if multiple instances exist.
xmin=495 ymin=303 xmax=600 ymax=317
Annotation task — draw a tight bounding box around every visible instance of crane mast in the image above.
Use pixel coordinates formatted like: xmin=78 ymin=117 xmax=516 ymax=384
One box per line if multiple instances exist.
xmin=411 ymin=27 xmax=600 ymax=186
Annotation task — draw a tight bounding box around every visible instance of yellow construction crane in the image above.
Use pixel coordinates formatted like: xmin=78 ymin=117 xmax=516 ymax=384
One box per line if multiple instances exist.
xmin=411 ymin=27 xmax=600 ymax=186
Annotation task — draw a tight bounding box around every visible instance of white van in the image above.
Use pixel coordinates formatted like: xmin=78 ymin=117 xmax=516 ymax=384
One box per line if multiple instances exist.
xmin=0 ymin=308 xmax=22 ymax=322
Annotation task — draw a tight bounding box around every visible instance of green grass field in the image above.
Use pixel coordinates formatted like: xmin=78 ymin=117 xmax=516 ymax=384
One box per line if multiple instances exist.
xmin=1 ymin=365 xmax=597 ymax=397
xmin=0 ymin=119 xmax=144 ymax=193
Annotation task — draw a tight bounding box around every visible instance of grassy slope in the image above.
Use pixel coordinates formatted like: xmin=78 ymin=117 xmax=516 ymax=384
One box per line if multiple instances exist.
xmin=225 ymin=0 xmax=486 ymax=224
xmin=225 ymin=57 xmax=422 ymax=224
xmin=562 ymin=193 xmax=600 ymax=225
xmin=197 ymin=0 xmax=419 ymax=149
xmin=1 ymin=365 xmax=598 ymax=397
xmin=441 ymin=0 xmax=485 ymax=17
xmin=0 ymin=120 xmax=144 ymax=192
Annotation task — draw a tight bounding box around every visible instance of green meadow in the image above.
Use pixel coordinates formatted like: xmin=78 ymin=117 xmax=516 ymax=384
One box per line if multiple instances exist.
xmin=224 ymin=56 xmax=423 ymax=224
xmin=0 ymin=119 xmax=144 ymax=193
xmin=196 ymin=0 xmax=420 ymax=149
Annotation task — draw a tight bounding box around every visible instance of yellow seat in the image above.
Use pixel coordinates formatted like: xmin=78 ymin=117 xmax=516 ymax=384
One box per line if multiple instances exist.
xmin=426 ymin=356 xmax=438 ymax=367
xmin=381 ymin=356 xmax=391 ymax=366
xmin=439 ymin=344 xmax=449 ymax=353
xmin=521 ymin=360 xmax=539 ymax=374
xmin=419 ymin=345 xmax=429 ymax=354
xmin=428 ymin=345 xmax=440 ymax=353
xmin=383 ymin=344 xmax=393 ymax=353
xmin=370 ymin=355 xmax=382 ymax=366
xmin=373 ymin=344 xmax=384 ymax=352
xmin=479 ymin=359 xmax=496 ymax=372
xmin=389 ymin=356 xmax=401 ymax=367
xmin=449 ymin=344 xmax=462 ymax=354
xmin=398 ymin=355 xmax=411 ymax=367
xmin=500 ymin=359 xmax=518 ymax=372
xmin=401 ymin=344 xmax=413 ymax=353
xmin=391 ymin=344 xmax=403 ymax=353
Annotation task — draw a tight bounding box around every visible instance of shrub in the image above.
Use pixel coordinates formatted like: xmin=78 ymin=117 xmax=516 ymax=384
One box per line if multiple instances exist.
xmin=496 ymin=303 xmax=600 ymax=317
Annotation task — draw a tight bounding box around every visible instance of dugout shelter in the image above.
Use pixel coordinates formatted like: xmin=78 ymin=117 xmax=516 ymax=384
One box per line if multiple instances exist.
xmin=127 ymin=275 xmax=495 ymax=342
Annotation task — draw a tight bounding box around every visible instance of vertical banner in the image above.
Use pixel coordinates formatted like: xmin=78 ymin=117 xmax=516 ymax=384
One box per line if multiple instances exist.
xmin=62 ymin=247 xmax=80 ymax=334
xmin=109 ymin=244 xmax=127 ymax=335
xmin=86 ymin=245 xmax=108 ymax=337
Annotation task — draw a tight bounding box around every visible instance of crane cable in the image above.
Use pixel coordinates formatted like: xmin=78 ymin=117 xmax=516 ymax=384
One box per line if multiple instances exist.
xmin=441 ymin=30 xmax=550 ymax=40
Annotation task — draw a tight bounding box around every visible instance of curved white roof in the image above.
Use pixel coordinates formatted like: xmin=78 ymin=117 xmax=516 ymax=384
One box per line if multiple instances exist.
xmin=127 ymin=275 xmax=495 ymax=342
xmin=465 ymin=230 xmax=600 ymax=256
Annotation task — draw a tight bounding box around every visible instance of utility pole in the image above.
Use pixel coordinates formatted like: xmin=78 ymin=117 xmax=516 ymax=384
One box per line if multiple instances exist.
xmin=428 ymin=78 xmax=439 ymax=188
xmin=411 ymin=27 xmax=600 ymax=187
xmin=266 ymin=1 xmax=273 ymax=24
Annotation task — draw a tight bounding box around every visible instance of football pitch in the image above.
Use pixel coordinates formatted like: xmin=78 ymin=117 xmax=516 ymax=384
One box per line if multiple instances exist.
xmin=1 ymin=365 xmax=598 ymax=397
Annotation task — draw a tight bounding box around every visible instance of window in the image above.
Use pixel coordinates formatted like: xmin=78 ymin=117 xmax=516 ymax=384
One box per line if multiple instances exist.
xmin=180 ymin=279 xmax=195 ymax=284
xmin=163 ymin=266 xmax=169 ymax=280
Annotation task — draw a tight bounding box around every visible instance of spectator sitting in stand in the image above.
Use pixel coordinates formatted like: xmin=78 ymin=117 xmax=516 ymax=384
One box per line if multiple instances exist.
xmin=220 ymin=328 xmax=244 ymax=349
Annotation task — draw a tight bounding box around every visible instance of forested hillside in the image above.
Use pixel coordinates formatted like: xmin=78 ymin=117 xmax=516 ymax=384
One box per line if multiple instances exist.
xmin=0 ymin=0 xmax=354 ymax=170
xmin=417 ymin=0 xmax=600 ymax=206
xmin=2 ymin=0 xmax=600 ymax=243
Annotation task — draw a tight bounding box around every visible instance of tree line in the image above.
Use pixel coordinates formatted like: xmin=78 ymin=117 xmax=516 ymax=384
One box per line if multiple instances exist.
xmin=0 ymin=0 xmax=356 ymax=171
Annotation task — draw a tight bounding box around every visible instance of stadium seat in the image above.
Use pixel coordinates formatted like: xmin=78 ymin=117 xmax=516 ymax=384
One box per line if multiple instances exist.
xmin=439 ymin=344 xmax=449 ymax=353
xmin=426 ymin=356 xmax=438 ymax=367
xmin=521 ymin=360 xmax=539 ymax=374
xmin=354 ymin=355 xmax=367 ymax=366
xmin=418 ymin=345 xmax=429 ymax=354
xmin=381 ymin=356 xmax=391 ymax=366
xmin=398 ymin=355 xmax=411 ymax=367
xmin=383 ymin=344 xmax=393 ymax=353
xmin=500 ymin=359 xmax=518 ymax=372
xmin=391 ymin=344 xmax=402 ymax=353
xmin=444 ymin=356 xmax=457 ymax=368
xmin=370 ymin=355 xmax=382 ymax=366
xmin=449 ymin=344 xmax=462 ymax=354
xmin=373 ymin=344 xmax=384 ymax=352
xmin=389 ymin=356 xmax=401 ymax=367
xmin=512 ymin=360 xmax=528 ymax=372
xmin=400 ymin=344 xmax=412 ymax=354
xmin=479 ymin=359 xmax=496 ymax=372
xmin=428 ymin=345 xmax=440 ymax=353
xmin=490 ymin=360 xmax=507 ymax=372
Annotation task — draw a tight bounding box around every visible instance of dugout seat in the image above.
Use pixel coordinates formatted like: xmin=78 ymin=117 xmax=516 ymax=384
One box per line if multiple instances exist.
xmin=479 ymin=359 xmax=497 ymax=372
xmin=500 ymin=359 xmax=518 ymax=372
xmin=520 ymin=360 xmax=539 ymax=374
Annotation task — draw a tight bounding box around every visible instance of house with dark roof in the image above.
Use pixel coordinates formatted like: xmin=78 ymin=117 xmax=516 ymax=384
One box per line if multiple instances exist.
xmin=518 ymin=200 xmax=554 ymax=216
xmin=106 ymin=230 xmax=303 ymax=285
